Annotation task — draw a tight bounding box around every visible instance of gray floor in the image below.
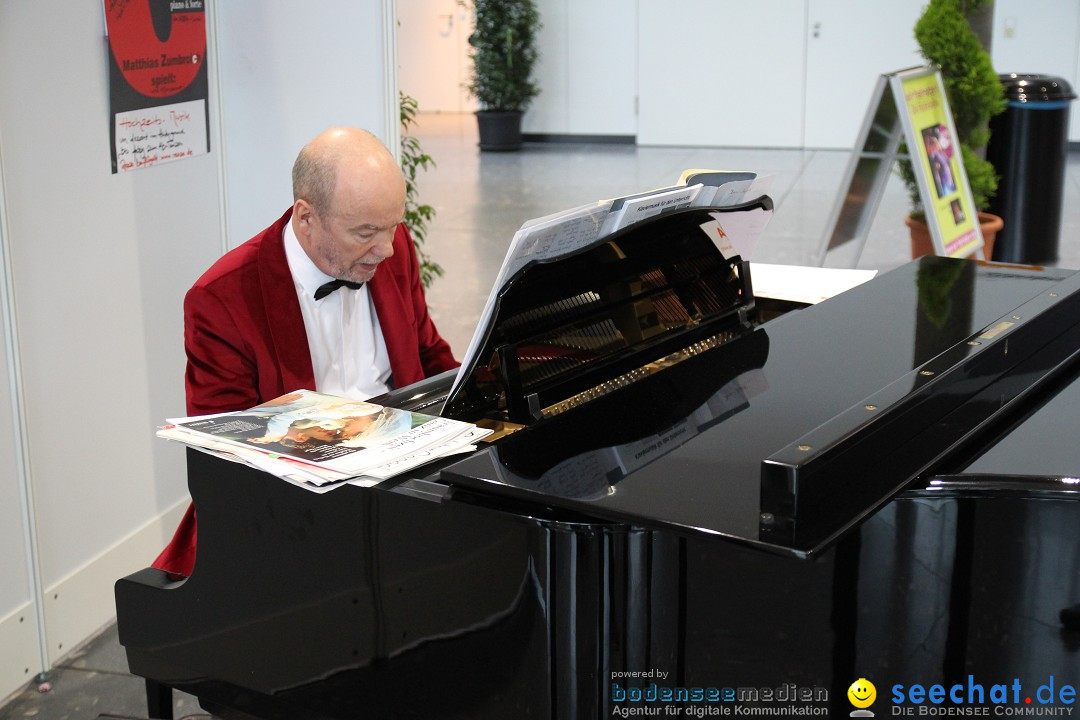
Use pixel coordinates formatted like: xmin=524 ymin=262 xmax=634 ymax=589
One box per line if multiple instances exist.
xmin=3 ymin=112 xmax=1080 ymax=719
xmin=0 ymin=623 xmax=205 ymax=719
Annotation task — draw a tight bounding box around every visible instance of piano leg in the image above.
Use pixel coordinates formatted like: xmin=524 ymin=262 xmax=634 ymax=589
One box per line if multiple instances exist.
xmin=942 ymin=497 xmax=975 ymax=685
xmin=829 ymin=530 xmax=859 ymax=714
xmin=145 ymin=678 xmax=173 ymax=720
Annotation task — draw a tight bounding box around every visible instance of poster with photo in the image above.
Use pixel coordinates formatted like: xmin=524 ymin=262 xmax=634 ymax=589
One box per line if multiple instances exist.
xmin=892 ymin=67 xmax=983 ymax=258
xmin=103 ymin=0 xmax=211 ymax=173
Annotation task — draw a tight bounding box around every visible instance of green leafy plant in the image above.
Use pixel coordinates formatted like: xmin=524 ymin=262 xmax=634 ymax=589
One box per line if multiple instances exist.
xmin=900 ymin=0 xmax=1006 ymax=220
xmin=462 ymin=0 xmax=542 ymax=112
xmin=399 ymin=92 xmax=443 ymax=288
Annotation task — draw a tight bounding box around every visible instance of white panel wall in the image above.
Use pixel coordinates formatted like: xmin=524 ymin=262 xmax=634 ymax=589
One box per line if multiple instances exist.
xmin=804 ymin=0 xmax=925 ymax=148
xmin=217 ymin=1 xmax=395 ymax=246
xmin=520 ymin=0 xmax=1080 ymax=148
xmin=0 ymin=2 xmax=223 ymax=687
xmin=0 ymin=195 xmax=35 ymax=695
xmin=0 ymin=0 xmax=394 ymax=704
xmin=398 ymin=0 xmax=475 ymax=114
xmin=637 ymin=0 xmax=806 ymax=147
xmin=526 ymin=0 xmax=571 ymax=133
xmin=526 ymin=0 xmax=637 ymax=136
xmin=565 ymin=0 xmax=637 ymax=135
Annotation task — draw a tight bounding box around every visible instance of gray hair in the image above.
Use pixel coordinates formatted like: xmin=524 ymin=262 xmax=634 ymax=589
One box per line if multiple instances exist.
xmin=291 ymin=145 xmax=337 ymax=217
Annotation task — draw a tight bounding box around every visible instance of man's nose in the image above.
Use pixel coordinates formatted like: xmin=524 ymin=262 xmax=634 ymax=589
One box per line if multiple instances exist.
xmin=371 ymin=233 xmax=395 ymax=259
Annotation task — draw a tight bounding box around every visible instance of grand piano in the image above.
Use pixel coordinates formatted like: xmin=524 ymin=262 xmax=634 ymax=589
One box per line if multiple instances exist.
xmin=116 ymin=203 xmax=1080 ymax=719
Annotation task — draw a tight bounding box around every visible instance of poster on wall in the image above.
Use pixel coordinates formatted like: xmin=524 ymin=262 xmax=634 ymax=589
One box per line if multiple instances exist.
xmin=103 ymin=0 xmax=210 ymax=174
xmin=891 ymin=67 xmax=983 ymax=258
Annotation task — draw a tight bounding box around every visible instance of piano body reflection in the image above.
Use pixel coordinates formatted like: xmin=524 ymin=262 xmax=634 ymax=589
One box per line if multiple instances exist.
xmin=116 ymin=204 xmax=1080 ymax=719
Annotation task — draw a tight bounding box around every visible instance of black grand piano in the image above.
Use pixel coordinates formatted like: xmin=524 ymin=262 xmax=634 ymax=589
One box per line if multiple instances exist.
xmin=116 ymin=204 xmax=1080 ymax=719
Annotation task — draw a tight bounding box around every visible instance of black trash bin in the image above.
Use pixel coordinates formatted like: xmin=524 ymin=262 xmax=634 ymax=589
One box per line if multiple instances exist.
xmin=986 ymin=73 xmax=1076 ymax=264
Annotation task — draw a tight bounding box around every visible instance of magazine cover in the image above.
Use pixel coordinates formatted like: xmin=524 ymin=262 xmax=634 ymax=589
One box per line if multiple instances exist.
xmin=166 ymin=390 xmax=474 ymax=474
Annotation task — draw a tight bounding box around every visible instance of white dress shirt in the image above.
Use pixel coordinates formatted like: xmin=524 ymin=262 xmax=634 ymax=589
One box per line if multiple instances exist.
xmin=283 ymin=221 xmax=392 ymax=400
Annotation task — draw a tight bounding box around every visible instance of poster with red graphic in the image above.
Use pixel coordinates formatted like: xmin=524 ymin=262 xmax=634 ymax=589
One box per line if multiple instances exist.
xmin=103 ymin=0 xmax=210 ymax=173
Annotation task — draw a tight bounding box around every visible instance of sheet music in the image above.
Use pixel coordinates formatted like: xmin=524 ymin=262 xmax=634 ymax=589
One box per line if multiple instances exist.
xmin=693 ymin=174 xmax=774 ymax=208
xmin=750 ymin=263 xmax=877 ymax=304
xmin=699 ymin=206 xmax=774 ymax=260
xmin=597 ymin=184 xmax=702 ymax=237
xmin=506 ymin=202 xmax=612 ymax=278
xmin=444 ymin=171 xmax=777 ymax=409
xmin=447 ymin=201 xmax=612 ymax=401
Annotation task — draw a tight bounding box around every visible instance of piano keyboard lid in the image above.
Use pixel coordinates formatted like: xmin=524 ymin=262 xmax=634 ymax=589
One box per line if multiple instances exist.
xmin=439 ymin=258 xmax=1080 ymax=559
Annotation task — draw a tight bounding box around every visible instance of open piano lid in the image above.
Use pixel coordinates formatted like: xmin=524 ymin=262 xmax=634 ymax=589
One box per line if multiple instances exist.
xmin=438 ymin=249 xmax=1080 ymax=559
xmin=442 ymin=201 xmax=769 ymax=425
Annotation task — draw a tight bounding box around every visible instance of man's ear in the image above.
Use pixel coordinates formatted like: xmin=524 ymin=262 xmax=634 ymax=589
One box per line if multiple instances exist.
xmin=292 ymin=199 xmax=315 ymax=235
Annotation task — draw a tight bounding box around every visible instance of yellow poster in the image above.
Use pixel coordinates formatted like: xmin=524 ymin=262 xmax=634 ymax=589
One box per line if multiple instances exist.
xmin=894 ymin=69 xmax=982 ymax=258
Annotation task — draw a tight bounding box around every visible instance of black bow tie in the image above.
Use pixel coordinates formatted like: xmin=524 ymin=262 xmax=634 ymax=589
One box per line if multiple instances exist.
xmin=313 ymin=279 xmax=364 ymax=300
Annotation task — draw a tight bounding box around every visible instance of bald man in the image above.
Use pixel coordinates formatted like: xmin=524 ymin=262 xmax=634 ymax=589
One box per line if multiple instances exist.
xmin=154 ymin=128 xmax=458 ymax=576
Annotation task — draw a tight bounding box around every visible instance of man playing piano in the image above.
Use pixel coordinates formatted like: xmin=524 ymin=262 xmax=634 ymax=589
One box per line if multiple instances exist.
xmin=153 ymin=127 xmax=459 ymax=577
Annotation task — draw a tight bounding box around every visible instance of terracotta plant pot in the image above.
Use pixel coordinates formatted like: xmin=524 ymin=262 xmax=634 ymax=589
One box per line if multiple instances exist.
xmin=906 ymin=212 xmax=1003 ymax=260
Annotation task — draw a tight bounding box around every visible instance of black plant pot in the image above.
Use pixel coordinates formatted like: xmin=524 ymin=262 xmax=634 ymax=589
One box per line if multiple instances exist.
xmin=476 ymin=110 xmax=523 ymax=151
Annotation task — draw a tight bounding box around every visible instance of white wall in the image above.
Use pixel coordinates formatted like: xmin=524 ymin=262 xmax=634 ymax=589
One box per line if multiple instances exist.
xmin=0 ymin=187 xmax=36 ymax=694
xmin=398 ymin=0 xmax=475 ymax=114
xmin=0 ymin=4 xmax=220 ymax=692
xmin=637 ymin=0 xmax=807 ymax=147
xmin=515 ymin=0 xmax=1080 ymax=147
xmin=526 ymin=0 xmax=637 ymax=136
xmin=803 ymin=0 xmax=926 ymax=148
xmin=521 ymin=0 xmax=925 ymax=147
xmin=217 ymin=1 xmax=397 ymax=246
xmin=0 ymin=0 xmax=395 ymax=704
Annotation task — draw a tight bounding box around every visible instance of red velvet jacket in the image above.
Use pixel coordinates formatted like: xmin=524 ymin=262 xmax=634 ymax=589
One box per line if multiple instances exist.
xmin=153 ymin=208 xmax=458 ymax=575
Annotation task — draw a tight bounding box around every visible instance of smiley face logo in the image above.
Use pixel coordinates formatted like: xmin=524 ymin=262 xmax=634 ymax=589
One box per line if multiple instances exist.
xmin=848 ymin=678 xmax=876 ymax=709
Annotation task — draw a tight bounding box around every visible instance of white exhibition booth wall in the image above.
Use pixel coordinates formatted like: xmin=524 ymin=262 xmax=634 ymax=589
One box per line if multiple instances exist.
xmin=0 ymin=1 xmax=395 ymax=701
xmin=401 ymin=0 xmax=1080 ymax=147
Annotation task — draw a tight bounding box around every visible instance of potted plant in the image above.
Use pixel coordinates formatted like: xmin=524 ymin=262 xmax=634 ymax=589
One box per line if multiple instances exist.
xmin=462 ymin=0 xmax=542 ymax=151
xmin=399 ymin=92 xmax=443 ymax=288
xmin=899 ymin=0 xmax=1006 ymax=258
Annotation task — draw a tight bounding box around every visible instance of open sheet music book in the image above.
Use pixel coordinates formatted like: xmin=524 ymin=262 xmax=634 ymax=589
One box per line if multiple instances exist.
xmin=158 ymin=390 xmax=490 ymax=492
xmin=445 ymin=169 xmax=775 ymax=404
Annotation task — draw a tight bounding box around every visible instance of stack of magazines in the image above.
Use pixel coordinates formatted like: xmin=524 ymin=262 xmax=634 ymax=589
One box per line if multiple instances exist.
xmin=157 ymin=389 xmax=490 ymax=493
